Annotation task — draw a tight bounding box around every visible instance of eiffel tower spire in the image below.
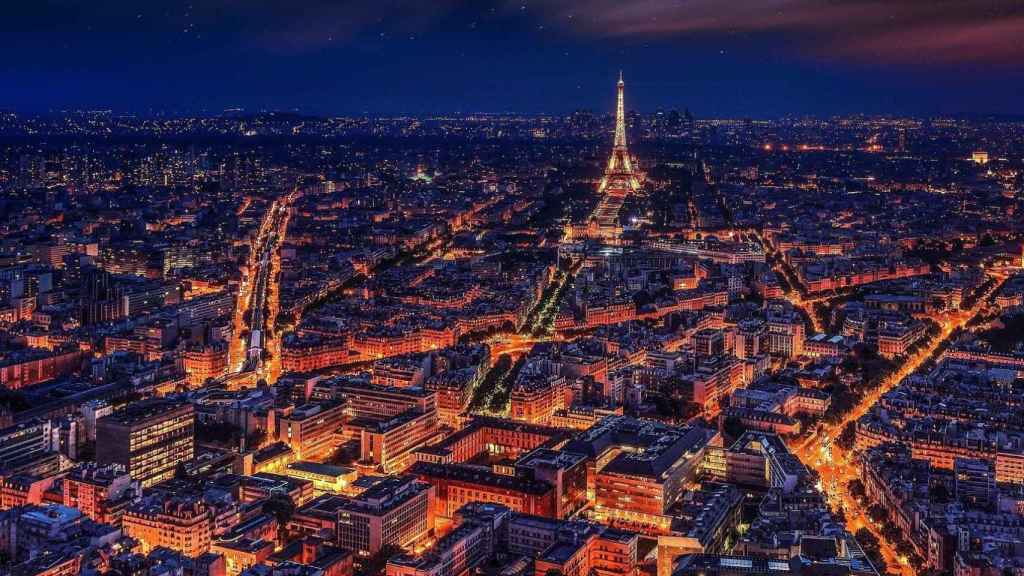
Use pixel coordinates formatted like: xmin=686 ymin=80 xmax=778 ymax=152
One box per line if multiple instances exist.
xmin=615 ymin=71 xmax=627 ymax=149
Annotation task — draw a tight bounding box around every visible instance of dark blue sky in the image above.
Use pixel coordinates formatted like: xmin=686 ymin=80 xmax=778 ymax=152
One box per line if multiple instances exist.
xmin=2 ymin=1 xmax=1023 ymax=117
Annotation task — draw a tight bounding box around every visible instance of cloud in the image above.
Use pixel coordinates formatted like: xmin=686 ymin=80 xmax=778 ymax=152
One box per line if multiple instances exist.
xmin=526 ymin=0 xmax=1024 ymax=64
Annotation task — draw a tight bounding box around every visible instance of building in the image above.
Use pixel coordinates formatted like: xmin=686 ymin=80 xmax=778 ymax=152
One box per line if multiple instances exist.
xmin=335 ymin=380 xmax=437 ymax=422
xmin=372 ymin=355 xmax=430 ymax=388
xmin=1 ymin=504 xmax=124 ymax=572
xmin=424 ymin=369 xmax=481 ymax=429
xmin=703 ymin=431 xmax=808 ymax=494
xmin=289 ymin=476 xmax=433 ymax=558
xmin=509 ymin=362 xmax=570 ymax=426
xmin=766 ymin=302 xmax=805 ymax=358
xmin=1 ymin=475 xmax=59 ymax=509
xmin=62 ymin=463 xmax=139 ymax=525
xmin=534 ymin=525 xmax=639 ymax=576
xmin=0 ymin=420 xmax=54 ymax=475
xmin=955 ymin=457 xmax=997 ymax=511
xmin=496 ymin=504 xmax=639 ymax=576
xmin=858 ymin=442 xmax=1023 ymax=573
xmin=240 ymin=473 xmax=315 ymax=507
xmin=385 ymin=521 xmax=492 ymax=576
xmin=656 ymin=484 xmax=744 ymax=576
xmin=96 ymin=399 xmax=195 ymax=488
xmin=563 ymin=416 xmax=714 ymax=533
xmin=357 ymin=409 xmax=440 ymax=474
xmin=283 ymin=462 xmax=358 ymax=496
xmin=689 ymin=356 xmax=744 ymax=416
xmin=673 ymin=554 xmax=841 ymax=576
xmin=516 ymin=448 xmax=589 ymax=520
xmin=211 ymin=516 xmax=280 ymax=576
xmin=122 ymin=498 xmax=217 ymax=557
xmin=183 ymin=344 xmax=229 ymax=387
xmin=0 ymin=347 xmax=84 ymax=390
xmin=409 ymin=461 xmax=556 ymax=522
xmin=212 ymin=537 xmax=275 ymax=576
xmin=253 ymin=536 xmax=353 ymax=576
xmin=275 ymin=402 xmax=345 ymax=461
xmin=281 ymin=336 xmax=350 ymax=374
xmin=803 ymin=333 xmax=846 ymax=359
xmin=413 ymin=417 xmax=570 ymax=466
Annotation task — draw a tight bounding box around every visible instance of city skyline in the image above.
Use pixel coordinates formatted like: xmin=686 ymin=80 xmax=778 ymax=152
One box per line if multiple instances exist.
xmin=2 ymin=6 xmax=1024 ymax=576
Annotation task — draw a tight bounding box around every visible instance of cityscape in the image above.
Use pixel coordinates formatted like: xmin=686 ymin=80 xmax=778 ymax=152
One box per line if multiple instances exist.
xmin=2 ymin=4 xmax=1024 ymax=576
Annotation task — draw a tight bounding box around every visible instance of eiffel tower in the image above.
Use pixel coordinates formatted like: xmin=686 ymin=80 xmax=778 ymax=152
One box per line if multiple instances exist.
xmin=585 ymin=73 xmax=639 ymax=243
xmin=599 ymin=71 xmax=640 ymax=195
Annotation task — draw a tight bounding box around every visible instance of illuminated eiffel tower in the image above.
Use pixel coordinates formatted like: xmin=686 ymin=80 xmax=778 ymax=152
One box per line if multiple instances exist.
xmin=583 ymin=73 xmax=639 ymax=244
xmin=599 ymin=71 xmax=640 ymax=194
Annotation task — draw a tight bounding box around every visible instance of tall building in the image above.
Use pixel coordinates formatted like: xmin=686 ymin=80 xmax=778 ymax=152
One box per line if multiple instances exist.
xmin=96 ymin=399 xmax=195 ymax=488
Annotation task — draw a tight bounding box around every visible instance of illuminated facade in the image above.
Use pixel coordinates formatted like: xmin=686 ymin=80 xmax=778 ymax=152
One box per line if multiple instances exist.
xmin=283 ymin=461 xmax=359 ymax=495
xmin=275 ymin=401 xmax=345 ymax=461
xmin=336 ymin=380 xmax=437 ymax=422
xmin=386 ymin=521 xmax=492 ymax=576
xmin=95 ymin=400 xmax=195 ymax=488
xmin=288 ymin=476 xmax=434 ymax=558
xmin=62 ymin=463 xmax=138 ymax=525
xmin=409 ymin=461 xmax=556 ymax=521
xmin=358 ymin=409 xmax=441 ymax=474
xmin=509 ymin=373 xmax=570 ymax=425
xmin=122 ymin=499 xmax=215 ymax=557
xmin=183 ymin=343 xmax=229 ymax=387
xmin=562 ymin=416 xmax=713 ymax=534
xmin=413 ymin=416 xmax=570 ymax=466
xmin=281 ymin=337 xmax=350 ymax=373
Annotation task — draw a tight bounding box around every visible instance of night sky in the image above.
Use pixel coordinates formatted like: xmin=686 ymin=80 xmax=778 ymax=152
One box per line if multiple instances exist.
xmin=3 ymin=0 xmax=1023 ymax=117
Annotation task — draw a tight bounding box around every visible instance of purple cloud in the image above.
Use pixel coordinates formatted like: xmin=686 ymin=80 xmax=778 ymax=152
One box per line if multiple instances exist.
xmin=525 ymin=0 xmax=1024 ymax=64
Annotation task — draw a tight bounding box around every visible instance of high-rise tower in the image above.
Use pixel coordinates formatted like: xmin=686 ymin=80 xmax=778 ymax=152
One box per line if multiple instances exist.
xmin=601 ymin=71 xmax=639 ymax=194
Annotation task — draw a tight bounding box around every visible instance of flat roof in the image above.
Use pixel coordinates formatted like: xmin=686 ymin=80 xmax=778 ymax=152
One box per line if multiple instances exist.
xmin=287 ymin=461 xmax=355 ymax=478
